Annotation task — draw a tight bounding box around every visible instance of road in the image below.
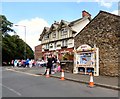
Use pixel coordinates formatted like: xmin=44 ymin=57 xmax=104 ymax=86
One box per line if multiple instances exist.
xmin=1 ymin=67 xmax=118 ymax=97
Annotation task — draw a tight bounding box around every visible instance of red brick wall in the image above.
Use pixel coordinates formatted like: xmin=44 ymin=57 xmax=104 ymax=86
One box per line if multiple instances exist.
xmin=42 ymin=48 xmax=74 ymax=61
xmin=34 ymin=44 xmax=42 ymax=60
xmin=82 ymin=10 xmax=91 ymax=17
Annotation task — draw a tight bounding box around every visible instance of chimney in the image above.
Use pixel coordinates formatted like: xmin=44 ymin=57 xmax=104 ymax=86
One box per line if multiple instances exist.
xmin=54 ymin=21 xmax=56 ymax=23
xmin=54 ymin=21 xmax=59 ymax=25
xmin=82 ymin=10 xmax=91 ymax=18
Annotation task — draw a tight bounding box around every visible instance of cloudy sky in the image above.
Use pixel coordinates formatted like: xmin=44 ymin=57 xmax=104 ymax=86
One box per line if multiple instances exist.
xmin=2 ymin=1 xmax=119 ymax=51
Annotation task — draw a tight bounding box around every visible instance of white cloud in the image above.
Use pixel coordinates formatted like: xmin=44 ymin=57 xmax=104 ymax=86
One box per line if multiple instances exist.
xmin=76 ymin=0 xmax=118 ymax=8
xmin=13 ymin=17 xmax=49 ymax=51
xmin=97 ymin=0 xmax=113 ymax=8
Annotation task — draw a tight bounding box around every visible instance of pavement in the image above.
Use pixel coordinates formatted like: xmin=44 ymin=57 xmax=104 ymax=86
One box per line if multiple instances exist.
xmin=5 ymin=66 xmax=120 ymax=91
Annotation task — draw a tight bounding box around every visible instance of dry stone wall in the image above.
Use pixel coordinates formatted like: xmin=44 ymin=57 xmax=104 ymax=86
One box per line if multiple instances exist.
xmin=74 ymin=11 xmax=120 ymax=76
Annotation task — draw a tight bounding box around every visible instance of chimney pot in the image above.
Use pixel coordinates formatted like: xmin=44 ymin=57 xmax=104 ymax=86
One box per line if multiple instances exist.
xmin=82 ymin=10 xmax=91 ymax=18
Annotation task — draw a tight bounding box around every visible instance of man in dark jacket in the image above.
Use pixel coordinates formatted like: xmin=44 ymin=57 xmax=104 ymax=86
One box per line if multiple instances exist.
xmin=44 ymin=54 xmax=53 ymax=75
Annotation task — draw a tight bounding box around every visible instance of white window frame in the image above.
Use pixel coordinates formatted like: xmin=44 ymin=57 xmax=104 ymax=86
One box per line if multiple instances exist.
xmin=45 ymin=44 xmax=49 ymax=49
xmin=52 ymin=32 xmax=56 ymax=38
xmin=44 ymin=34 xmax=49 ymax=40
xmin=62 ymin=40 xmax=68 ymax=46
xmin=61 ymin=28 xmax=68 ymax=36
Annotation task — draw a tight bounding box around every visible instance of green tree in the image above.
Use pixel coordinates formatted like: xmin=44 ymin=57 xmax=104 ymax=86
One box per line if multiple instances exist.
xmin=2 ymin=34 xmax=34 ymax=65
xmin=1 ymin=15 xmax=34 ymax=65
xmin=0 ymin=15 xmax=14 ymax=36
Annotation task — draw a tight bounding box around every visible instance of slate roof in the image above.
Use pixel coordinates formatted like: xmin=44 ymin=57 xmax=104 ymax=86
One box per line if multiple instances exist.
xmin=39 ymin=27 xmax=50 ymax=41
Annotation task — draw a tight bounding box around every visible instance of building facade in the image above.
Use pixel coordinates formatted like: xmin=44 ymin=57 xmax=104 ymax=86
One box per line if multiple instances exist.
xmin=39 ymin=11 xmax=91 ymax=61
xmin=34 ymin=44 xmax=42 ymax=60
xmin=74 ymin=11 xmax=120 ymax=76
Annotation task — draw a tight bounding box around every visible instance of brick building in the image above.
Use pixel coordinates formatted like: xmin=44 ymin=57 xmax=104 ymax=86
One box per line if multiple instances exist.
xmin=39 ymin=11 xmax=91 ymax=61
xmin=34 ymin=44 xmax=42 ymax=60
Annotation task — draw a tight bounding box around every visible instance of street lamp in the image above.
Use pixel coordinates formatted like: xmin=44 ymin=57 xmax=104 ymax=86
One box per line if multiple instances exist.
xmin=15 ymin=25 xmax=26 ymax=60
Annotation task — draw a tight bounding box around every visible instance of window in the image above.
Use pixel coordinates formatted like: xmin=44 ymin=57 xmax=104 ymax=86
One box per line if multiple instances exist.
xmin=62 ymin=28 xmax=67 ymax=33
xmin=52 ymin=32 xmax=56 ymax=38
xmin=54 ymin=42 xmax=57 ymax=49
xmin=57 ymin=44 xmax=61 ymax=47
xmin=65 ymin=40 xmax=67 ymax=46
xmin=61 ymin=28 xmax=68 ymax=36
xmin=62 ymin=41 xmax=64 ymax=47
xmin=50 ymin=44 xmax=53 ymax=48
xmin=50 ymin=46 xmax=53 ymax=48
xmin=62 ymin=40 xmax=68 ymax=46
xmin=44 ymin=34 xmax=49 ymax=40
xmin=45 ymin=44 xmax=49 ymax=49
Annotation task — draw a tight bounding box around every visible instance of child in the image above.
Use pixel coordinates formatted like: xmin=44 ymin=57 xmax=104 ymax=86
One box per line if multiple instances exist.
xmin=57 ymin=62 xmax=61 ymax=72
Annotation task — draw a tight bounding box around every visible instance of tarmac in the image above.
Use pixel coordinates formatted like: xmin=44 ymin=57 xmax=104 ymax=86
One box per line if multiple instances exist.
xmin=5 ymin=66 xmax=120 ymax=91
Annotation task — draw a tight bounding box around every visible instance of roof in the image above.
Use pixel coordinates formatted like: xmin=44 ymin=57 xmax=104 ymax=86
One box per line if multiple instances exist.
xmin=57 ymin=20 xmax=70 ymax=30
xmin=69 ymin=15 xmax=91 ymax=26
xmin=49 ymin=22 xmax=60 ymax=32
xmin=39 ymin=11 xmax=92 ymax=40
xmin=39 ymin=27 xmax=50 ymax=41
xmin=75 ymin=10 xmax=120 ymax=38
xmin=99 ymin=10 xmax=120 ymax=18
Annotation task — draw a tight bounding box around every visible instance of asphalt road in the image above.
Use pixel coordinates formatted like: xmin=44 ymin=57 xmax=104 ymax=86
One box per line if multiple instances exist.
xmin=1 ymin=67 xmax=119 ymax=97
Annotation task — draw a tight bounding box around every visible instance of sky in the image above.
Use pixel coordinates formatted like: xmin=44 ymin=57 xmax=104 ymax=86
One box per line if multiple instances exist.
xmin=1 ymin=1 xmax=119 ymax=51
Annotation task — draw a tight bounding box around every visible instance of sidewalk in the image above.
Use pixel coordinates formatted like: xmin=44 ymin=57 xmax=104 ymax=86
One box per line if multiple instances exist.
xmin=6 ymin=66 xmax=120 ymax=91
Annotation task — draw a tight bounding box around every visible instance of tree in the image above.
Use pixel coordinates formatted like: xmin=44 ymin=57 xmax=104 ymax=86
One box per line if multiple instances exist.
xmin=2 ymin=34 xmax=34 ymax=65
xmin=0 ymin=15 xmax=14 ymax=36
xmin=1 ymin=15 xmax=34 ymax=65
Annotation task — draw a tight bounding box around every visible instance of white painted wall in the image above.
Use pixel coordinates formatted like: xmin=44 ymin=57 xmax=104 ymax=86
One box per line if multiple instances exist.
xmin=67 ymin=39 xmax=74 ymax=48
xmin=56 ymin=41 xmax=62 ymax=50
xmin=41 ymin=18 xmax=90 ymax=52
xmin=71 ymin=18 xmax=90 ymax=34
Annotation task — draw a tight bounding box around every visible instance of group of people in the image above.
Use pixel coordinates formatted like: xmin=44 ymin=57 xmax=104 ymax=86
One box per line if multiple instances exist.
xmin=12 ymin=59 xmax=36 ymax=68
xmin=11 ymin=54 xmax=61 ymax=75
xmin=44 ymin=54 xmax=61 ymax=75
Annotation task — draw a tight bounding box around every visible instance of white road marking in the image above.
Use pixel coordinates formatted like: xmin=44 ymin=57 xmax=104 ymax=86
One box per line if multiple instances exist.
xmin=6 ymin=68 xmax=40 ymax=77
xmin=0 ymin=83 xmax=22 ymax=96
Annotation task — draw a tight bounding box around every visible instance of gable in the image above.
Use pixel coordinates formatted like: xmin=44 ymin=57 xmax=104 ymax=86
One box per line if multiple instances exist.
xmin=74 ymin=11 xmax=120 ymax=76
xmin=39 ymin=27 xmax=49 ymax=41
xmin=75 ymin=10 xmax=120 ymax=49
xmin=57 ymin=20 xmax=70 ymax=30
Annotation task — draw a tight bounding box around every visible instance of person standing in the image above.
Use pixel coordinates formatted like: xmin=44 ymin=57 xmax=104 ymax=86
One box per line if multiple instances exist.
xmin=14 ymin=59 xmax=18 ymax=67
xmin=52 ymin=55 xmax=57 ymax=73
xmin=44 ymin=54 xmax=53 ymax=75
xmin=25 ymin=59 xmax=30 ymax=68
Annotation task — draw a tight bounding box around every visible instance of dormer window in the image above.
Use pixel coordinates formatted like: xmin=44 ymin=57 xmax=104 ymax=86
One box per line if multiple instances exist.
xmin=61 ymin=28 xmax=68 ymax=36
xmin=62 ymin=28 xmax=67 ymax=33
xmin=44 ymin=34 xmax=49 ymax=40
xmin=52 ymin=32 xmax=56 ymax=38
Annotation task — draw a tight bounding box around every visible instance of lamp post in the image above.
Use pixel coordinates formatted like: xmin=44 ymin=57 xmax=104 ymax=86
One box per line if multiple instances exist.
xmin=15 ymin=25 xmax=26 ymax=60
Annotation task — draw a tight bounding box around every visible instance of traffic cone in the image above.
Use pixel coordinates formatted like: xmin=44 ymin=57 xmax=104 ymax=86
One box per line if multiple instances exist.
xmin=60 ymin=69 xmax=65 ymax=80
xmin=46 ymin=69 xmax=50 ymax=78
xmin=89 ymin=73 xmax=94 ymax=87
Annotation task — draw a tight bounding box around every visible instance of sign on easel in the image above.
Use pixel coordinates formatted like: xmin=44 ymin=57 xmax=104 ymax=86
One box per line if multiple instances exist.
xmin=73 ymin=44 xmax=99 ymax=76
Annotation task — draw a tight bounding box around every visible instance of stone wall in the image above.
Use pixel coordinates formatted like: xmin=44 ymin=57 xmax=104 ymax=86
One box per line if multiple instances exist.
xmin=74 ymin=11 xmax=120 ymax=77
xmin=60 ymin=60 xmax=74 ymax=73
